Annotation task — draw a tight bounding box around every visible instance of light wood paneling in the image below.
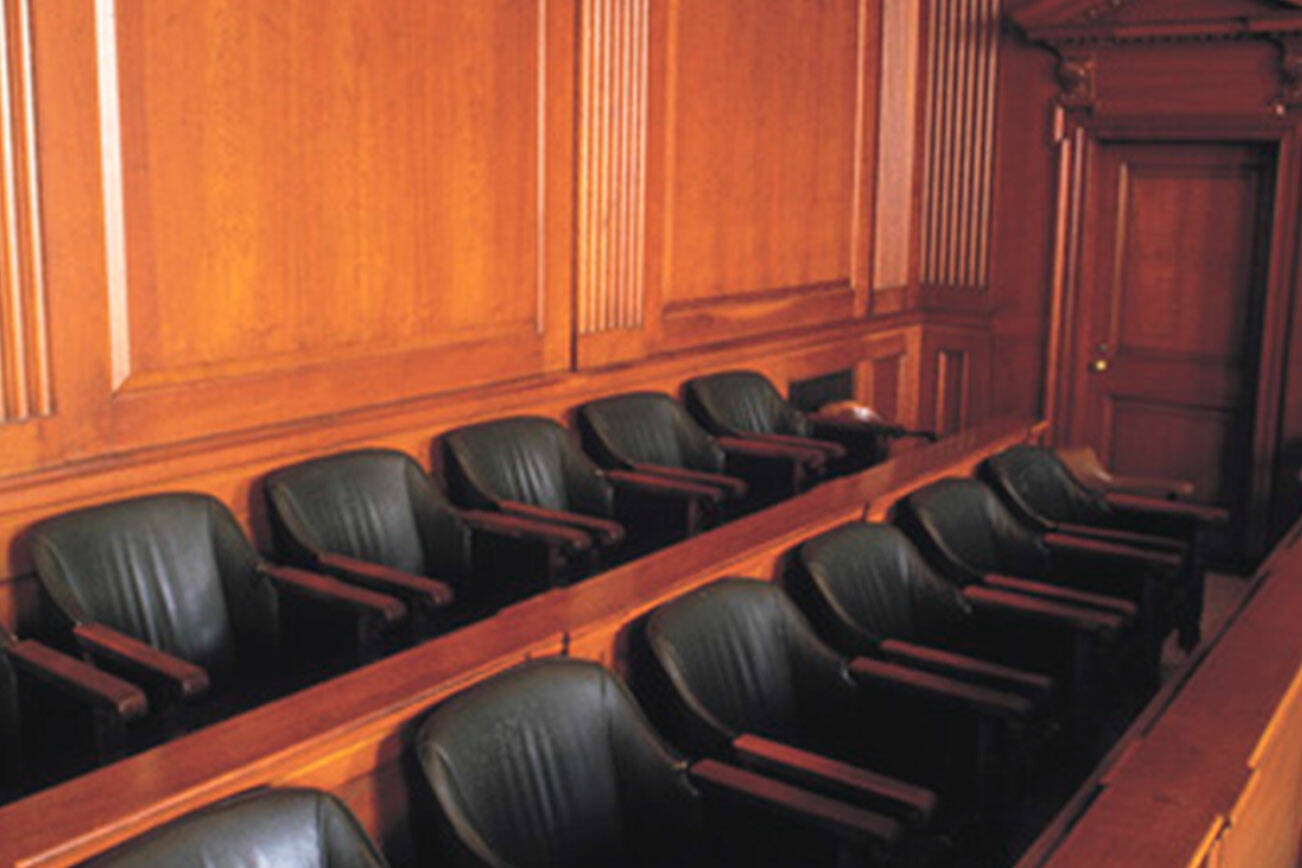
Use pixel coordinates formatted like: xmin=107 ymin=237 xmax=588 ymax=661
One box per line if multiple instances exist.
xmin=577 ymin=0 xmax=649 ymax=340
xmin=0 ymin=0 xmax=49 ymax=425
xmin=655 ymin=0 xmax=875 ymax=350
xmin=872 ymin=0 xmax=923 ymax=295
xmin=83 ymin=0 xmax=576 ymax=444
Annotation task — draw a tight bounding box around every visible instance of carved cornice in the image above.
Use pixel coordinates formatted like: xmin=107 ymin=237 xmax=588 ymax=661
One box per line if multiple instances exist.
xmin=1054 ymin=50 xmax=1097 ymax=110
xmin=1270 ymin=32 xmax=1302 ymax=110
xmin=1010 ymin=0 xmax=1302 ymax=46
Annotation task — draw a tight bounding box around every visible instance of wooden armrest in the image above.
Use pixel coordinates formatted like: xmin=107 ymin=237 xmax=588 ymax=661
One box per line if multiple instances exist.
xmin=5 ymin=639 xmax=148 ymax=721
xmin=1102 ymin=491 xmax=1229 ymax=524
xmin=629 ymin=463 xmax=748 ymax=498
xmin=688 ymin=758 xmax=902 ymax=847
xmin=498 ymin=501 xmax=624 ymax=547
xmin=732 ymin=733 xmax=937 ymax=827
xmin=963 ymin=586 xmax=1125 ymax=633
xmin=1054 ymin=522 xmax=1188 ymax=554
xmin=717 ymin=436 xmax=827 ymax=466
xmin=848 ymin=657 xmax=1034 ymax=720
xmin=749 ymin=432 xmax=847 ymax=459
xmin=1107 ymin=474 xmax=1196 ymax=499
xmin=982 ymin=574 xmax=1137 ymax=618
xmin=462 ymin=509 xmax=593 ymax=553
xmin=605 ymin=468 xmax=724 ymax=502
xmin=74 ymin=623 xmax=209 ymax=701
xmin=261 ymin=565 xmax=407 ymax=625
xmin=1044 ymin=531 xmax=1183 ymax=570
xmin=315 ymin=552 xmax=454 ymax=611
xmin=877 ymin=639 xmax=1053 ymax=695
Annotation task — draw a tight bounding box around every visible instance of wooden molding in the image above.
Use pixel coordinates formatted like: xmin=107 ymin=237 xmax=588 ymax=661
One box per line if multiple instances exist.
xmin=1054 ymin=49 xmax=1097 ymax=111
xmin=577 ymin=0 xmax=650 ymax=339
xmin=1270 ymin=33 xmax=1302 ymax=111
xmin=0 ymin=0 xmax=51 ymax=422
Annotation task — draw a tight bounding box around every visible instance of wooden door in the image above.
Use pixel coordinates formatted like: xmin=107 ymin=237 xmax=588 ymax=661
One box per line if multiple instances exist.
xmin=1068 ymin=141 xmax=1275 ymax=558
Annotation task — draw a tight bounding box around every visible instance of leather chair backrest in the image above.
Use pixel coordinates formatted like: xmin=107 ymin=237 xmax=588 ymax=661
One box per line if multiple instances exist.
xmin=29 ymin=494 xmax=275 ymax=676
xmin=643 ymin=578 xmax=855 ymax=752
xmin=980 ymin=444 xmax=1110 ymax=528
xmin=83 ymin=788 xmax=388 ymax=868
xmin=683 ymin=371 xmax=811 ymax=438
xmin=895 ymin=478 xmax=1050 ymax=585
xmin=578 ymin=392 xmax=726 ymax=473
xmin=0 ymin=648 xmax=17 ymax=793
xmin=265 ymin=448 xmax=472 ymax=580
xmin=794 ymin=522 xmax=972 ymax=654
xmin=442 ymin=416 xmax=614 ymax=516
xmin=417 ymin=657 xmax=699 ymax=868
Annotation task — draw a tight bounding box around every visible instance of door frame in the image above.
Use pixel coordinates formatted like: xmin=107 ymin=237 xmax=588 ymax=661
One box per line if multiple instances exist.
xmin=1044 ymin=114 xmax=1302 ymax=559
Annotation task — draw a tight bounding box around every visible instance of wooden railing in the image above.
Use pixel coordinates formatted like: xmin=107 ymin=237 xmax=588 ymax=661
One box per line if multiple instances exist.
xmin=1022 ymin=518 xmax=1302 ymax=867
xmin=0 ymin=416 xmax=1041 ymax=867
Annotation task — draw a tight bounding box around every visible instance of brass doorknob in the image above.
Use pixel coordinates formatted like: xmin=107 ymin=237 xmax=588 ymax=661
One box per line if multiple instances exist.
xmin=1090 ymin=358 xmax=1110 ymax=373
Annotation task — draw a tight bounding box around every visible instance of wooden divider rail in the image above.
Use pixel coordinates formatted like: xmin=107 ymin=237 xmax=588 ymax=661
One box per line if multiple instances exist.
xmin=0 ymin=417 xmax=1041 ymax=868
xmin=1024 ymin=517 xmax=1302 ymax=867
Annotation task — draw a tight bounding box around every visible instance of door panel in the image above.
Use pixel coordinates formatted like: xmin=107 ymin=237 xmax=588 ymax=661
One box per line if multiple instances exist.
xmin=1071 ymin=142 xmax=1273 ymax=557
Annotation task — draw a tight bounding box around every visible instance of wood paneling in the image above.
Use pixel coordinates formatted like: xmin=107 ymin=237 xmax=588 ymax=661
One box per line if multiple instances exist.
xmin=935 ymin=348 xmax=969 ymax=435
xmin=920 ymin=0 xmax=1001 ymax=288
xmin=872 ymin=0 xmax=923 ymax=295
xmin=655 ymin=0 xmax=876 ymax=349
xmin=99 ymin=0 xmax=572 ymax=441
xmin=0 ymin=0 xmax=50 ymax=425
xmin=577 ymin=0 xmax=649 ymax=341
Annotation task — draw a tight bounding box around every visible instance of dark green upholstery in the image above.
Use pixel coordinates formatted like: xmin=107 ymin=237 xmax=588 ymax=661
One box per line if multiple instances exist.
xmin=980 ymin=445 xmax=1114 ymax=531
xmin=893 ymin=478 xmax=1051 ymax=586
xmin=578 ymin=392 xmax=726 ymax=474
xmin=416 ymin=657 xmax=702 ymax=868
xmin=84 ymin=788 xmax=388 ymax=868
xmin=792 ymin=523 xmax=971 ymax=655
xmin=441 ymin=416 xmax=614 ymax=518
xmin=684 ymin=371 xmax=811 ymax=439
xmin=30 ymin=494 xmax=277 ymax=679
xmin=641 ymin=579 xmax=858 ymax=758
xmin=266 ymin=449 xmax=472 ymax=587
xmin=684 ymin=370 xmax=890 ymax=477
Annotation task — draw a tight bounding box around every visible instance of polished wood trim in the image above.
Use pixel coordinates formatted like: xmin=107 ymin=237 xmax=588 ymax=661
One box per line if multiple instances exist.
xmin=0 ymin=0 xmax=49 ymax=419
xmin=1032 ymin=519 xmax=1302 ymax=866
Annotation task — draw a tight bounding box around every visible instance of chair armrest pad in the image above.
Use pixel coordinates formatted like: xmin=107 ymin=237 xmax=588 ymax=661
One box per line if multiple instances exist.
xmin=314 ymin=553 xmax=454 ymax=610
xmin=849 ymin=657 xmax=1034 ymax=719
xmin=749 ymin=432 xmax=846 ymax=459
xmin=1044 ymin=532 xmax=1183 ymax=570
xmin=963 ymin=586 xmax=1125 ymax=633
xmin=688 ymin=758 xmax=902 ymax=847
xmin=605 ymin=468 xmax=724 ymax=502
xmin=732 ymin=733 xmax=937 ymax=827
xmin=74 ymin=623 xmax=209 ymax=700
xmin=877 ymin=639 xmax=1053 ymax=695
xmin=982 ymin=574 xmax=1137 ymax=617
xmin=1054 ymin=522 xmax=1188 ymax=553
xmin=261 ymin=565 xmax=407 ymax=625
xmin=462 ymin=509 xmax=592 ymax=553
xmin=5 ymin=639 xmax=148 ymax=721
xmin=1102 ymin=491 xmax=1229 ymax=524
xmin=629 ymin=463 xmax=748 ymax=498
xmin=717 ymin=436 xmax=826 ymax=465
xmin=498 ymin=501 xmax=624 ymax=546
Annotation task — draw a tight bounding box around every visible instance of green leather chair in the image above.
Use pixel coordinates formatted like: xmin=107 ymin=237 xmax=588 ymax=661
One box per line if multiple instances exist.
xmin=83 ymin=788 xmax=388 ymax=868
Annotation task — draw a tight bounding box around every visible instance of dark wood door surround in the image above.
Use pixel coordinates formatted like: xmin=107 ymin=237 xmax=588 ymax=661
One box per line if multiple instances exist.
xmin=1067 ymin=141 xmax=1274 ymax=556
xmin=1012 ymin=1 xmax=1302 ymax=560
